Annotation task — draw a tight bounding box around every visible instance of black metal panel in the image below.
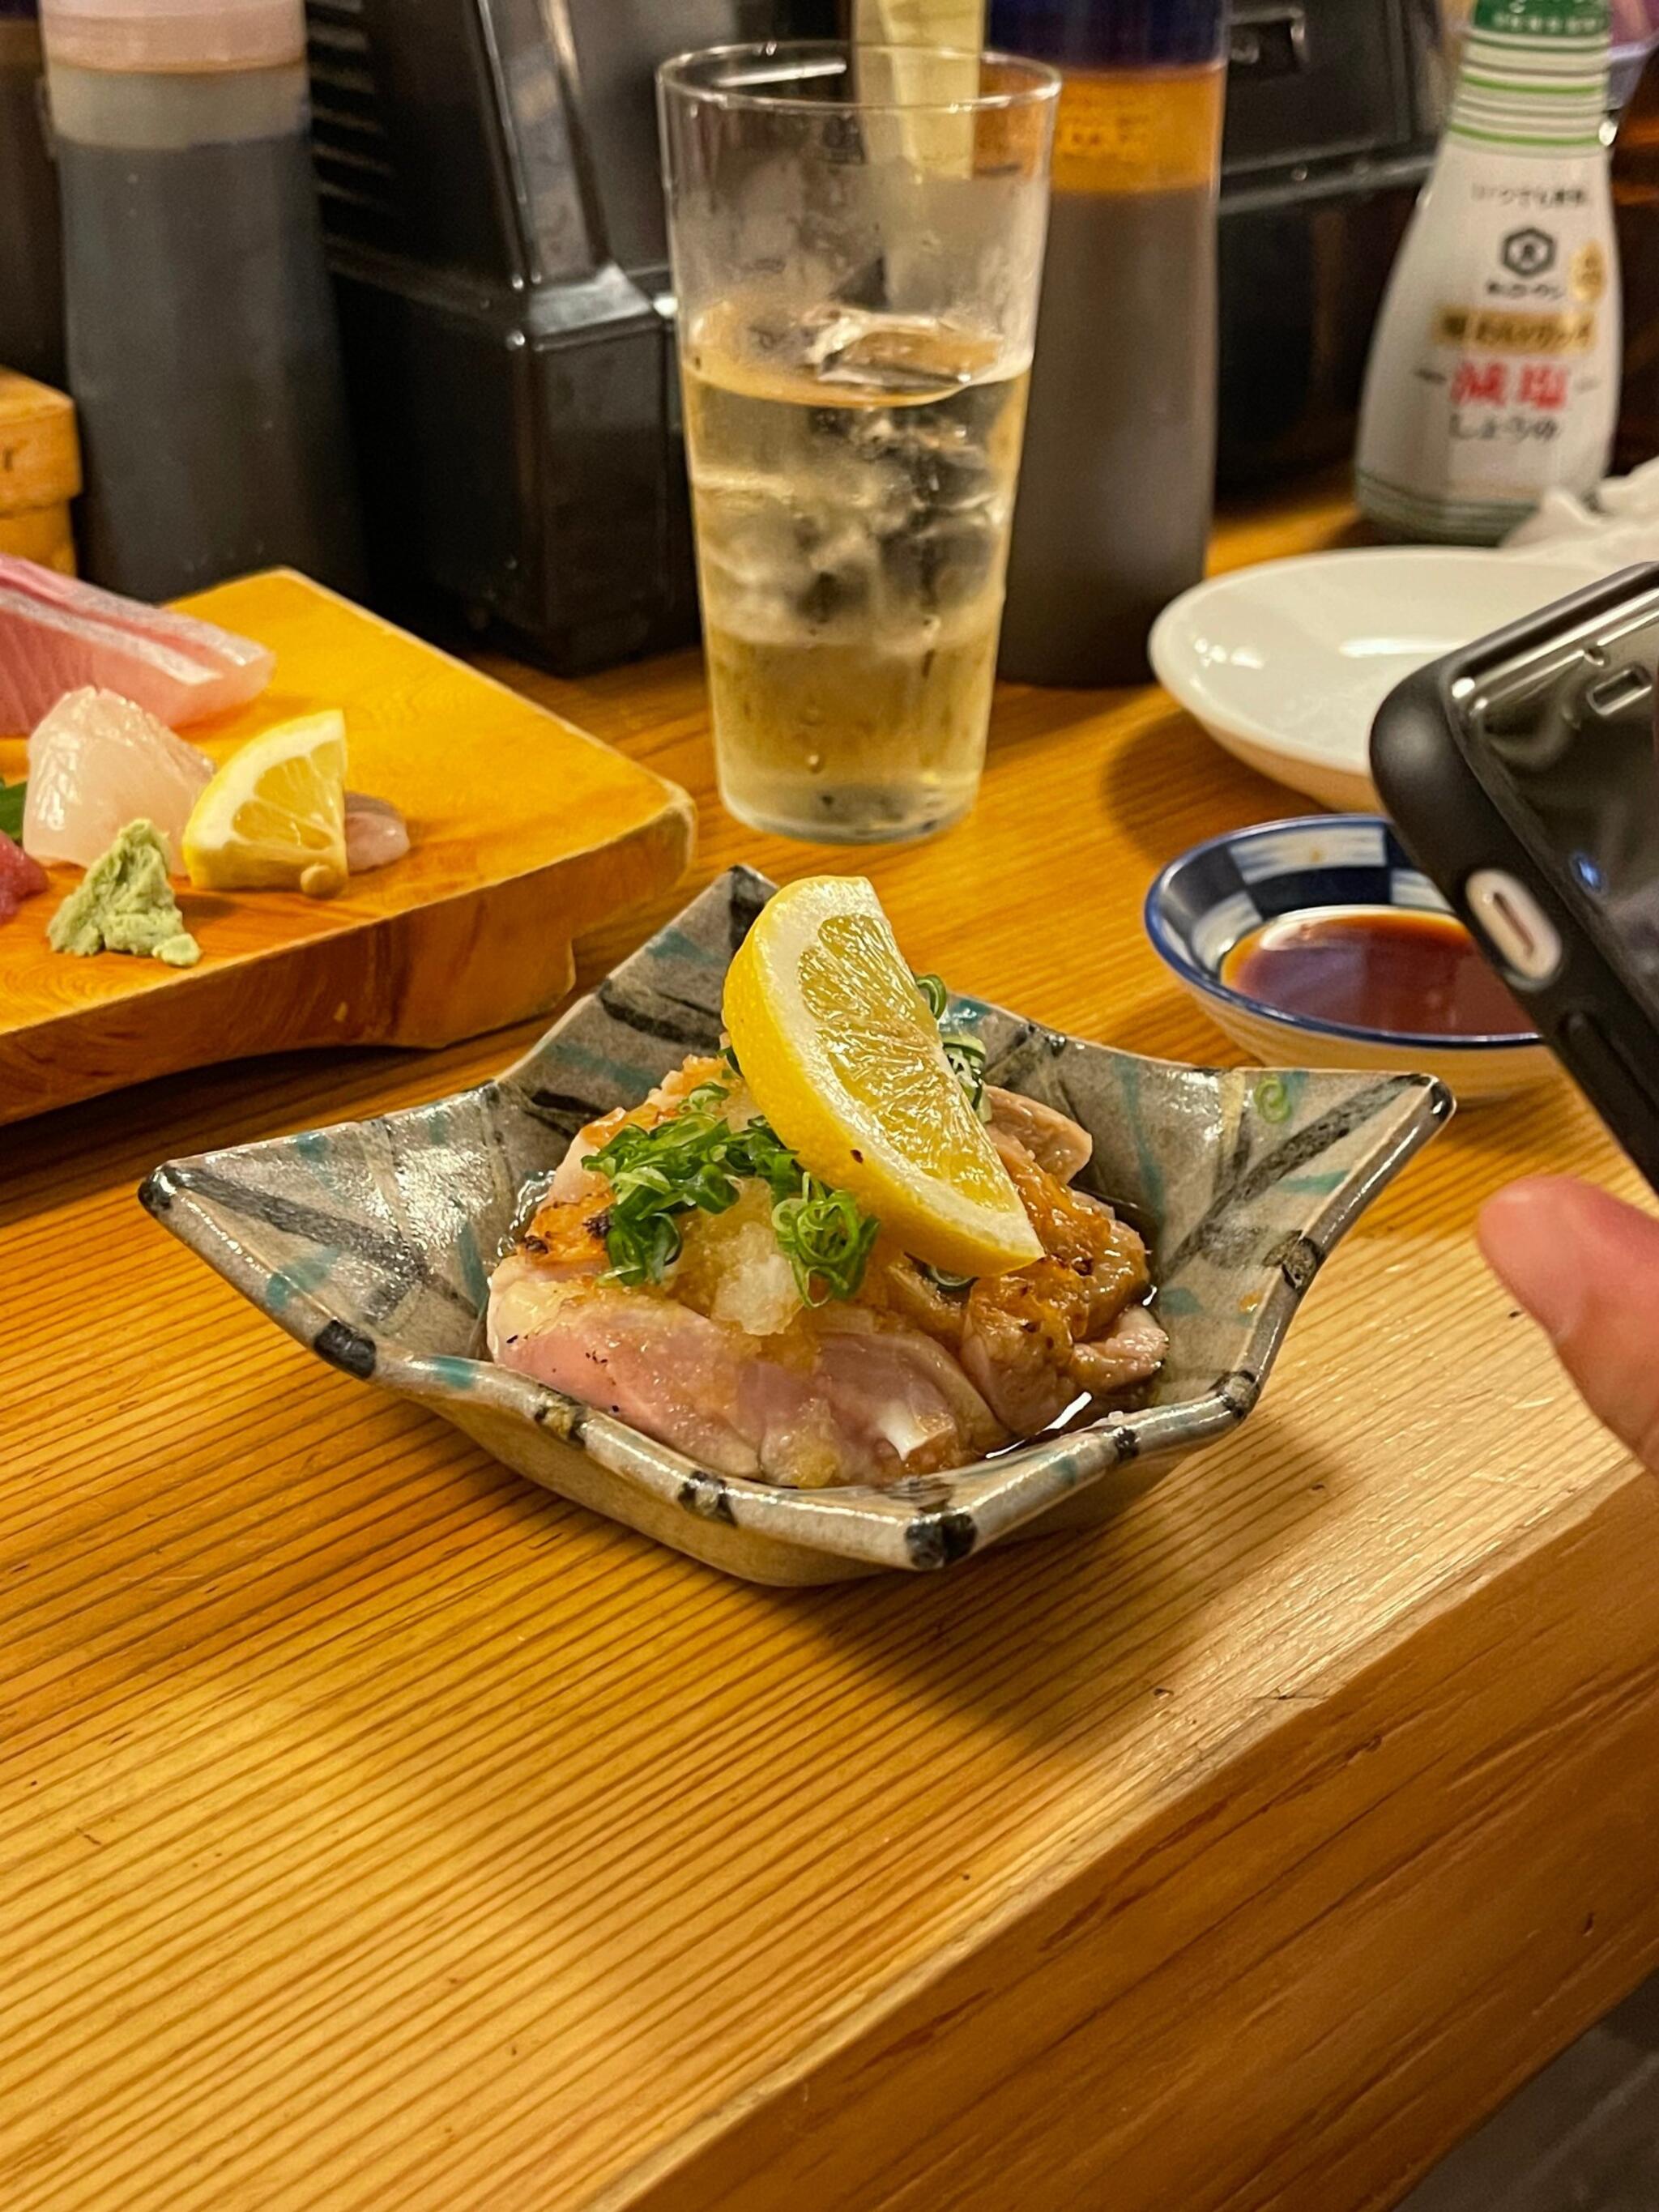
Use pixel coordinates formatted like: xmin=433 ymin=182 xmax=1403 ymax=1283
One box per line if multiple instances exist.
xmin=302 ymin=0 xmax=831 ymax=667
xmin=1222 ymin=0 xmax=1421 ymax=177
xmin=1214 ymin=0 xmax=1444 ymax=488
xmin=563 ymin=0 xmax=835 ymax=276
xmin=1217 ymin=161 xmax=1427 ymax=488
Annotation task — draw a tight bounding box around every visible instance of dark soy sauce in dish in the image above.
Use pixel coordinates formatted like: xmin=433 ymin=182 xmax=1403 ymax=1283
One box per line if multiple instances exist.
xmin=1221 ymin=906 xmax=1534 ymax=1038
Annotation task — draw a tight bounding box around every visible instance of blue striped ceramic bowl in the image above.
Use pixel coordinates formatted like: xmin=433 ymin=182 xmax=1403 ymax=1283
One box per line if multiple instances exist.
xmin=141 ymin=867 xmax=1451 ymax=1584
xmin=1145 ymin=816 xmax=1555 ymax=1105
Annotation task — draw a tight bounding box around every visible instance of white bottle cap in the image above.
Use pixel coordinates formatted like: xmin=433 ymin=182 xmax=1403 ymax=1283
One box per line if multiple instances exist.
xmin=40 ymin=0 xmax=303 ymax=71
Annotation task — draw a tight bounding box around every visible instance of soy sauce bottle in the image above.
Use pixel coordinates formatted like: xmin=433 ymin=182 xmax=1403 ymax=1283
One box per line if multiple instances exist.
xmin=40 ymin=0 xmax=362 ymax=599
xmin=989 ymin=0 xmax=1227 ymax=686
xmin=1354 ymin=0 xmax=1617 ymax=542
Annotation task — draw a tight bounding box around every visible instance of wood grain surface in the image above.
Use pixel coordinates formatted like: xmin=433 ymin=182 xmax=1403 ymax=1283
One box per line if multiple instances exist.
xmin=5 ymin=482 xmax=1659 ymax=2212
xmin=0 ymin=369 xmax=79 ymax=577
xmin=0 ymin=569 xmax=693 ymax=1122
xmin=0 ymin=369 xmax=79 ymax=516
xmin=0 ymin=501 xmax=75 ymax=575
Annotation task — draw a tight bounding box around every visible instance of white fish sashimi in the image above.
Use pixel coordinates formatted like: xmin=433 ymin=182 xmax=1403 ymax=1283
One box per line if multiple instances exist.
xmin=0 ymin=555 xmax=275 ymax=733
xmin=23 ymin=688 xmax=213 ymax=869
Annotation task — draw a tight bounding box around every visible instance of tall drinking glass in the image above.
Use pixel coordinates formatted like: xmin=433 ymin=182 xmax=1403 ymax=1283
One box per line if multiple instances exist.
xmin=658 ymin=43 xmax=1057 ymax=844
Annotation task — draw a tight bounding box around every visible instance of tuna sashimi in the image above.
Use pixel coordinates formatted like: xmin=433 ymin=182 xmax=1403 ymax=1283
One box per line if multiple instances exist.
xmin=0 ymin=829 xmax=46 ymax=922
xmin=0 ymin=555 xmax=274 ymax=734
xmin=23 ymin=688 xmax=213 ymax=869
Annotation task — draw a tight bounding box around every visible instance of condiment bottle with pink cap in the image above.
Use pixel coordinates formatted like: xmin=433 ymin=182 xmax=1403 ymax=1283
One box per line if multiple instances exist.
xmin=40 ymin=0 xmax=362 ymax=598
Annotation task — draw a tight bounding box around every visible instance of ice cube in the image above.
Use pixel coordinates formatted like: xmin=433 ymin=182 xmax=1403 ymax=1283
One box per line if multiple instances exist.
xmin=881 ymin=512 xmax=998 ymax=612
xmin=800 ymin=305 xmax=993 ymax=395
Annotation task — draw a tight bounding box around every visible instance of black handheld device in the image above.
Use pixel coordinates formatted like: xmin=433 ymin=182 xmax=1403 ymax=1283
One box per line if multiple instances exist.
xmin=1371 ymin=563 xmax=1659 ymax=1191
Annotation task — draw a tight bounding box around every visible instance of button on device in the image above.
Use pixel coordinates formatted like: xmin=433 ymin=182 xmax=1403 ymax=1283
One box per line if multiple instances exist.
xmin=1465 ymin=870 xmax=1563 ymax=985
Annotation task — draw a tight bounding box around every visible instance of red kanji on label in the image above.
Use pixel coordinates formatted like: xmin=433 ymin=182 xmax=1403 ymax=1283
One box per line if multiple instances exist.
xmin=1516 ymin=362 xmax=1569 ymax=411
xmin=1452 ymin=360 xmax=1508 ymax=406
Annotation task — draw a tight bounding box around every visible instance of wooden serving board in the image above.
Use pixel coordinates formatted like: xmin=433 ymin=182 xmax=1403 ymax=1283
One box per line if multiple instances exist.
xmin=0 ymin=569 xmax=693 ymax=1123
xmin=0 ymin=369 xmax=79 ymax=574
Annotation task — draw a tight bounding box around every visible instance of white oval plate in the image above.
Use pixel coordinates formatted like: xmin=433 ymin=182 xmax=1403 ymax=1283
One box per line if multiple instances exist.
xmin=1149 ymin=548 xmax=1585 ymax=812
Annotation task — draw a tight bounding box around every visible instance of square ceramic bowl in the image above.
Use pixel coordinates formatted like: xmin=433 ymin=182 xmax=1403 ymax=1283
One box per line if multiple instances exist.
xmin=143 ymin=868 xmax=1452 ymax=1584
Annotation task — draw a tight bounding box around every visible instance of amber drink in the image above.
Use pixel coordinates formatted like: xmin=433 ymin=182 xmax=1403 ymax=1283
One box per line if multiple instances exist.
xmin=659 ymin=43 xmax=1056 ymax=842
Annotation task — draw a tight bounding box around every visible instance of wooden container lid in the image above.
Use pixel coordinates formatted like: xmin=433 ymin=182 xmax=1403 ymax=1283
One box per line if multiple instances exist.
xmin=0 ymin=370 xmax=81 ymax=516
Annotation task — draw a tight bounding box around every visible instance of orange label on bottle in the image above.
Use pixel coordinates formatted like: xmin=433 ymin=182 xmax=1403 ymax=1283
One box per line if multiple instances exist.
xmin=1435 ymin=305 xmax=1598 ymax=352
xmin=1050 ymin=64 xmax=1224 ymax=195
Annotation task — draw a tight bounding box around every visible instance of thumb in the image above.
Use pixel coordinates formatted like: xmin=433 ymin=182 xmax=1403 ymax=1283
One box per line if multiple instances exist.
xmin=1478 ymin=1175 xmax=1659 ymax=1471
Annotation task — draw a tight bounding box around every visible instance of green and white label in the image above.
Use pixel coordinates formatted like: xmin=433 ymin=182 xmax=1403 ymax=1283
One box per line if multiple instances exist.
xmin=1355 ymin=0 xmax=1616 ymax=538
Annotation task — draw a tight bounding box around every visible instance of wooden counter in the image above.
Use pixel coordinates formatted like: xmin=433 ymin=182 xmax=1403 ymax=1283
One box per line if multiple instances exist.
xmin=5 ymin=482 xmax=1659 ymax=2212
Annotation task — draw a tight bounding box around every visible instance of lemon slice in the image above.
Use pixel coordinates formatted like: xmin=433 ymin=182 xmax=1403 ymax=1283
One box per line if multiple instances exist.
xmin=724 ymin=876 xmax=1042 ymax=1278
xmin=183 ymin=711 xmax=348 ymax=897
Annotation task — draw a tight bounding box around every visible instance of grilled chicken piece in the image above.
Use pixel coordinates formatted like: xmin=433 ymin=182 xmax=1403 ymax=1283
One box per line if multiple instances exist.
xmin=544 ymin=1055 xmax=731 ymax=1208
xmin=868 ymin=1095 xmax=1099 ymax=1353
xmin=1068 ymin=1306 xmax=1170 ymax=1395
xmin=959 ymin=1130 xmax=1158 ymax=1433
xmin=515 ymin=1187 xmax=612 ymax=1282
xmin=987 ymin=1128 xmax=1147 ymax=1298
xmin=985 ymin=1086 xmax=1094 ymax=1184
xmin=489 ymin=1055 xmax=1162 ymax=1486
xmin=869 ymin=1250 xmax=970 ymax=1349
xmin=488 ymin=1259 xmax=1004 ymax=1486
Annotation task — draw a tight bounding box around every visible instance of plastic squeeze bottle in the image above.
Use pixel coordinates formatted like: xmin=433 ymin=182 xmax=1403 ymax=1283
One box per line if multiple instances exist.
xmin=40 ymin=0 xmax=362 ymax=599
xmin=0 ymin=0 xmax=63 ymax=385
xmin=1355 ymin=0 xmax=1618 ymax=543
xmin=990 ymin=0 xmax=1226 ymax=685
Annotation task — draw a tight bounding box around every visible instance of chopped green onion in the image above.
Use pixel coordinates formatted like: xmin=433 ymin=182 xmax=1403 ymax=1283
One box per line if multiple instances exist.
xmin=772 ymin=1176 xmax=881 ymax=1306
xmin=942 ymin=1033 xmax=989 ymax=1121
xmin=582 ymin=1082 xmax=878 ymax=1302
xmin=582 ymin=1085 xmax=741 ymax=1286
xmin=913 ymin=969 xmax=990 ymax=1121
xmin=723 ymin=1114 xmax=800 ymax=1197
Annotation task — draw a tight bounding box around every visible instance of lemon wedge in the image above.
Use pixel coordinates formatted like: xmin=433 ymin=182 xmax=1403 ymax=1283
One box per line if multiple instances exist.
xmin=723 ymin=876 xmax=1042 ymax=1278
xmin=183 ymin=711 xmax=348 ymax=897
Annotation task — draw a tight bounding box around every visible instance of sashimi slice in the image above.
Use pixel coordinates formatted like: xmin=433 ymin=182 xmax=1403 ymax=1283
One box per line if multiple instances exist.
xmin=343 ymin=792 xmax=410 ymax=872
xmin=0 ymin=590 xmax=232 ymax=735
xmin=0 ymin=829 xmax=46 ymax=922
xmin=0 ymin=555 xmax=274 ymax=685
xmin=0 ymin=556 xmax=274 ymax=733
xmin=23 ymin=688 xmax=213 ymax=869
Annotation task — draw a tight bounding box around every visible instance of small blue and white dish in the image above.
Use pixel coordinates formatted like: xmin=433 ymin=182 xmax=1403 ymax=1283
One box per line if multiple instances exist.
xmin=1145 ymin=816 xmax=1555 ymax=1105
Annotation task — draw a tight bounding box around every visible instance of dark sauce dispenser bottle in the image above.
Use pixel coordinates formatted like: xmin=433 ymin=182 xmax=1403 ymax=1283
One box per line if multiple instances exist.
xmin=1614 ymin=41 xmax=1659 ymax=474
xmin=989 ymin=0 xmax=1226 ymax=685
xmin=39 ymin=0 xmax=362 ymax=601
xmin=0 ymin=0 xmax=64 ymax=387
